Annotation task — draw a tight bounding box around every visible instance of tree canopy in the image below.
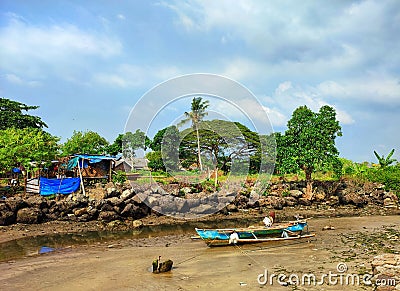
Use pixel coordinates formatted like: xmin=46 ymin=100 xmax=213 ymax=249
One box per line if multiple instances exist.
xmin=278 ymin=105 xmax=342 ymax=198
xmin=179 ymin=120 xmax=263 ymax=174
xmin=0 ymin=127 xmax=59 ymax=174
xmin=0 ymin=98 xmax=47 ymax=130
xmin=122 ymin=129 xmax=150 ymax=159
xmin=62 ymin=130 xmax=109 ymax=156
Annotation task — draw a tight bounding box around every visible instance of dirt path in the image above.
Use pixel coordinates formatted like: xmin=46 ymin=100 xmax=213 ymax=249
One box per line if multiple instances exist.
xmin=0 ymin=215 xmax=398 ymax=290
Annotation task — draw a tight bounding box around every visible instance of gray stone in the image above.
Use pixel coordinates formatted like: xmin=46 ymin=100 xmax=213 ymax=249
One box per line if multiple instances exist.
xmin=121 ymin=189 xmax=135 ymax=201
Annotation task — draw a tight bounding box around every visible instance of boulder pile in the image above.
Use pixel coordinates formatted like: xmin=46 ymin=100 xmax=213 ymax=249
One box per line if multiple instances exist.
xmin=0 ymin=179 xmax=398 ymax=226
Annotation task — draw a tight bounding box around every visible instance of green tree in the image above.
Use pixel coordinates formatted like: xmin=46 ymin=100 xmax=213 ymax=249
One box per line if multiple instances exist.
xmin=0 ymin=128 xmax=59 ymax=174
xmin=178 ymin=97 xmax=209 ymax=171
xmin=147 ymin=126 xmax=180 ymax=172
xmin=107 ymin=134 xmax=124 ymax=156
xmin=374 ymin=149 xmax=397 ymax=168
xmin=280 ymin=105 xmax=342 ymax=199
xmin=0 ymin=98 xmax=47 ymax=130
xmin=146 ymin=151 xmax=165 ymax=172
xmin=179 ymin=120 xmax=262 ymax=174
xmin=122 ymin=129 xmax=150 ymax=159
xmin=62 ymin=130 xmax=109 ymax=156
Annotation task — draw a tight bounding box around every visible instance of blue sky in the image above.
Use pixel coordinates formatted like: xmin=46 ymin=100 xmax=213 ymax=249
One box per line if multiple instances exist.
xmin=1 ymin=0 xmax=399 ymax=162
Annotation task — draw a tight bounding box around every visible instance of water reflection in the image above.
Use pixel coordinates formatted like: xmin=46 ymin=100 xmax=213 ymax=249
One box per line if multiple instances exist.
xmin=0 ymin=217 xmax=261 ymax=262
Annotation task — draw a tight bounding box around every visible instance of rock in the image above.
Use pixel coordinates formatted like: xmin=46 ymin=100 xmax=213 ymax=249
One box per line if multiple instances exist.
xmin=73 ymin=207 xmax=88 ymax=217
xmin=327 ymin=196 xmax=340 ymax=206
xmin=16 ymin=207 xmax=42 ymax=224
xmin=159 ymin=196 xmax=176 ymax=213
xmin=384 ymin=197 xmax=397 ymax=208
xmin=314 ymin=190 xmax=326 ymax=201
xmin=26 ymin=196 xmax=48 ymax=209
xmin=5 ymin=197 xmax=26 ymax=212
xmin=342 ymin=192 xmax=368 ymax=207
xmin=107 ymin=197 xmax=123 ymax=207
xmin=269 ymin=196 xmax=285 ymax=210
xmin=185 ymin=198 xmax=200 ymax=209
xmin=132 ymin=219 xmax=143 ymax=228
xmin=298 ymin=198 xmax=312 ymax=206
xmin=129 ymin=194 xmax=142 ymax=205
xmin=370 ymin=189 xmax=385 ymax=204
xmin=158 ymin=259 xmax=173 ymax=272
xmin=98 ymin=211 xmax=119 ymax=222
xmin=192 ymin=204 xmax=215 ymax=214
xmin=226 ymin=203 xmax=238 ymax=212
xmin=106 ymin=187 xmax=120 ymax=198
xmin=179 ymin=187 xmax=192 ymax=195
xmin=120 ymin=189 xmax=135 ymax=201
xmin=289 ymin=189 xmax=303 ymax=199
xmin=87 ymin=206 xmax=98 ymax=217
xmin=174 ymin=198 xmax=189 ymax=213
xmin=284 ymin=196 xmax=298 ymax=207
xmin=0 ymin=204 xmax=15 ymax=225
xmin=120 ymin=204 xmax=134 ymax=217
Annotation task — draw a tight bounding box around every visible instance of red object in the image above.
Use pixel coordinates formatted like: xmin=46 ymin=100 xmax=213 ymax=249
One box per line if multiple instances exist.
xmin=269 ymin=211 xmax=275 ymax=221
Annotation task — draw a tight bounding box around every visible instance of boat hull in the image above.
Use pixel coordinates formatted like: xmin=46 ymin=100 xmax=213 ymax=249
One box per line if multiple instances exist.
xmin=195 ymin=221 xmax=311 ymax=247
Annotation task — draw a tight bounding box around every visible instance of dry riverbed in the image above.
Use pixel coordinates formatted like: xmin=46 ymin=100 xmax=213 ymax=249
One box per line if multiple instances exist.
xmin=0 ymin=214 xmax=399 ymax=290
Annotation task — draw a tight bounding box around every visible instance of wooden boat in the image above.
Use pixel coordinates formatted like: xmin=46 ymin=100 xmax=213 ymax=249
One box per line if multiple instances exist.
xmin=195 ymin=220 xmax=315 ymax=246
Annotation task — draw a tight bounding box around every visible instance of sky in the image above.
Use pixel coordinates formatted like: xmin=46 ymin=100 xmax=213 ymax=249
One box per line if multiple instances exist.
xmin=1 ymin=0 xmax=399 ymax=162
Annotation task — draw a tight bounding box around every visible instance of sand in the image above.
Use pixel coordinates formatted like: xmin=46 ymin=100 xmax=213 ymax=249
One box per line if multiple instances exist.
xmin=0 ymin=215 xmax=399 ymax=290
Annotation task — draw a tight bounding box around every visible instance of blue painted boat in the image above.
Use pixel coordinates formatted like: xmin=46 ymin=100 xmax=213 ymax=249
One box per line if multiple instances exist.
xmin=195 ymin=220 xmax=313 ymax=246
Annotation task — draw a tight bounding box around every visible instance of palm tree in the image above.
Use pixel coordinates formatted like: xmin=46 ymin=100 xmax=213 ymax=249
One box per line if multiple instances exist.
xmin=178 ymin=97 xmax=209 ymax=171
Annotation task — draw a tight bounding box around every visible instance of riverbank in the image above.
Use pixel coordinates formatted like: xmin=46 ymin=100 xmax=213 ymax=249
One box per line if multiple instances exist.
xmin=0 ymin=215 xmax=399 ymax=290
xmin=1 ymin=204 xmax=399 ymax=244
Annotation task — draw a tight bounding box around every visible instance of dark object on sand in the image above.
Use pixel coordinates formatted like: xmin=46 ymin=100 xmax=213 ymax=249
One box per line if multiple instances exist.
xmin=152 ymin=256 xmax=173 ymax=273
xmin=158 ymin=259 xmax=173 ymax=272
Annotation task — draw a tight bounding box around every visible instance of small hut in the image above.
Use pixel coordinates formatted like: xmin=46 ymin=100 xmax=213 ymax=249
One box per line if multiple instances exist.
xmin=67 ymin=154 xmax=115 ymax=182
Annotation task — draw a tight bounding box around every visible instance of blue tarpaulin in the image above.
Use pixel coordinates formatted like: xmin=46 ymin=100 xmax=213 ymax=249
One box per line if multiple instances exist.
xmin=66 ymin=154 xmax=115 ymax=171
xmin=40 ymin=177 xmax=81 ymax=196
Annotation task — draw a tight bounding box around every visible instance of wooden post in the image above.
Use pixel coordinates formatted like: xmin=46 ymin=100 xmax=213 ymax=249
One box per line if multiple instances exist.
xmin=109 ymin=160 xmax=112 ymax=183
xmin=77 ymin=159 xmax=86 ymax=196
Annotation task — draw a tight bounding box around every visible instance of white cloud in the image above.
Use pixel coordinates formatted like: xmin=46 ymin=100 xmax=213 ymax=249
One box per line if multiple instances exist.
xmin=0 ymin=14 xmax=122 ymax=78
xmin=3 ymin=73 xmax=41 ymax=87
xmin=93 ymin=64 xmax=182 ymax=88
xmin=117 ymin=14 xmax=126 ymax=20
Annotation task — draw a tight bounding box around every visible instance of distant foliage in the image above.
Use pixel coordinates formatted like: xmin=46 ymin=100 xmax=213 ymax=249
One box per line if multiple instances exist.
xmin=362 ymin=164 xmax=400 ymax=197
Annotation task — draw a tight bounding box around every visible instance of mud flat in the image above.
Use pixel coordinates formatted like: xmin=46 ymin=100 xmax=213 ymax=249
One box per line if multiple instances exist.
xmin=0 ymin=215 xmax=399 ymax=290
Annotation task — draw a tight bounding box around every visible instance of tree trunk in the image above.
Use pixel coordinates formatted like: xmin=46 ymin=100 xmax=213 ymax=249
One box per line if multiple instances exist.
xmin=195 ymin=125 xmax=203 ymax=171
xmin=304 ymin=168 xmax=313 ymax=200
